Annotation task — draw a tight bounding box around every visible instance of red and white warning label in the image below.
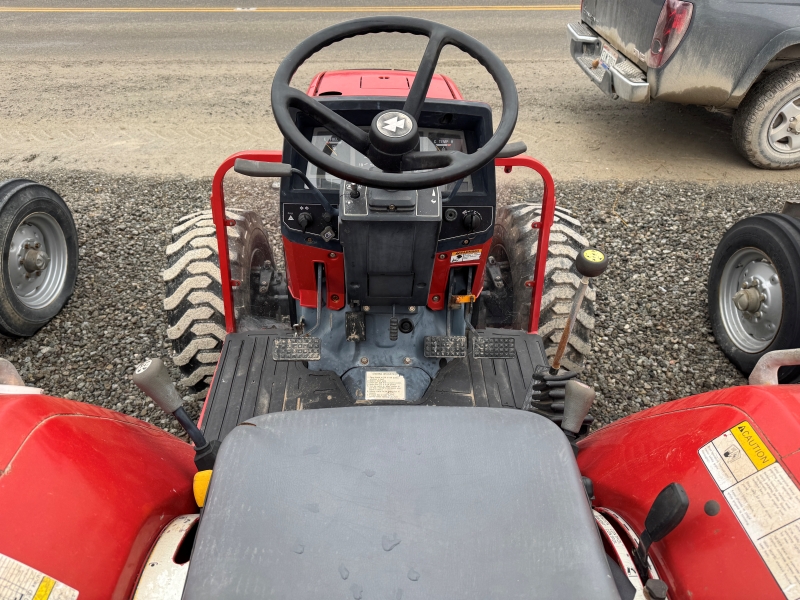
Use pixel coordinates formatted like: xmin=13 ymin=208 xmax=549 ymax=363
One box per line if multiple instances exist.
xmin=699 ymin=421 xmax=800 ymax=598
xmin=0 ymin=553 xmax=78 ymax=600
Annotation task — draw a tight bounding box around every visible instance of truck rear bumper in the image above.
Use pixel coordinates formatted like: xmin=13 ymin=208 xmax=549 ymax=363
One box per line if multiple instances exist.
xmin=567 ymin=22 xmax=650 ymax=104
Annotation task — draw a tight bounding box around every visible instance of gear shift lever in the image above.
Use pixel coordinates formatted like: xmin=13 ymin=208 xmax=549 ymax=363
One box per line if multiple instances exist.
xmin=551 ymin=248 xmax=608 ymax=373
xmin=133 ymin=358 xmax=219 ymax=470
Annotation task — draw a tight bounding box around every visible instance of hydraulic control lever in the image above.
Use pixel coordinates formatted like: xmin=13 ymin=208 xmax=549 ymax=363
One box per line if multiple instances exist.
xmin=550 ymin=248 xmax=608 ymax=373
xmin=133 ymin=358 xmax=220 ymax=470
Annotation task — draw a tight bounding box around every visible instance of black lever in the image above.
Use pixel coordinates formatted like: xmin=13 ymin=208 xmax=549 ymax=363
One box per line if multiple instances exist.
xmin=234 ymin=159 xmax=338 ymax=217
xmin=634 ymin=482 xmax=689 ymax=581
xmin=133 ymin=358 xmax=220 ymax=470
xmin=496 ymin=141 xmax=527 ymax=159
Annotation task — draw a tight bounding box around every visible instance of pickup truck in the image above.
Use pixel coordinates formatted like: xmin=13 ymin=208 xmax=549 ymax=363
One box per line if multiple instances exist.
xmin=568 ymin=0 xmax=800 ymax=169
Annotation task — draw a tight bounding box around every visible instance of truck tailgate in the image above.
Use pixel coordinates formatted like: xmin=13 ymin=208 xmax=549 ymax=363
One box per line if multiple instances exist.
xmin=581 ymin=0 xmax=665 ymax=69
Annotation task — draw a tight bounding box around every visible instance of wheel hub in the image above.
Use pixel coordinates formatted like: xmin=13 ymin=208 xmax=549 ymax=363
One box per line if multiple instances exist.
xmin=22 ymin=246 xmax=50 ymax=273
xmin=720 ymin=248 xmax=782 ymax=353
xmin=8 ymin=214 xmax=68 ymax=310
xmin=768 ymin=95 xmax=800 ymax=154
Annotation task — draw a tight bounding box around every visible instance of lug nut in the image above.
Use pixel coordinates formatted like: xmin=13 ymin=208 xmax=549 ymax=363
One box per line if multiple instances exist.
xmin=755 ymin=311 xmax=763 ymax=318
xmin=34 ymin=242 xmax=40 ymax=249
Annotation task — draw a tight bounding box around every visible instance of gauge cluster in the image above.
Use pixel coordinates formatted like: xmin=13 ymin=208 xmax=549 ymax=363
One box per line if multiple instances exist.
xmin=307 ymin=127 xmax=474 ymax=195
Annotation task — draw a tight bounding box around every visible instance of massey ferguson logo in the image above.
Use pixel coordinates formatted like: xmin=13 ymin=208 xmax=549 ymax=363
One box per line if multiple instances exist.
xmin=377 ymin=111 xmax=412 ymax=137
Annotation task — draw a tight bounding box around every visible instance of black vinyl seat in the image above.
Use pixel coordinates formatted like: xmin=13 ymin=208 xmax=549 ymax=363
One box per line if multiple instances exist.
xmin=185 ymin=406 xmax=620 ymax=599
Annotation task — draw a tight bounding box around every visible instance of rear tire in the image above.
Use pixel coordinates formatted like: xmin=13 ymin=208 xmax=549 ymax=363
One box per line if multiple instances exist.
xmin=732 ymin=62 xmax=800 ymax=169
xmin=164 ymin=209 xmax=272 ymax=394
xmin=478 ymin=203 xmax=596 ymax=371
xmin=708 ymin=213 xmax=800 ymax=383
xmin=0 ymin=180 xmax=78 ymax=337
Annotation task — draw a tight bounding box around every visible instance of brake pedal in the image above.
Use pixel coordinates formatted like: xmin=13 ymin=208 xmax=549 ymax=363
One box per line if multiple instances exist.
xmin=472 ymin=336 xmax=517 ymax=359
xmin=424 ymin=336 xmax=467 ymax=358
xmin=273 ymin=337 xmax=321 ymax=361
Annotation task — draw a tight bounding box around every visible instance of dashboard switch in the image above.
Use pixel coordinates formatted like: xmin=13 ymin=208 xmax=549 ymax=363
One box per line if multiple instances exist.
xmin=462 ymin=211 xmax=482 ymax=232
xmin=298 ymin=212 xmax=314 ymax=232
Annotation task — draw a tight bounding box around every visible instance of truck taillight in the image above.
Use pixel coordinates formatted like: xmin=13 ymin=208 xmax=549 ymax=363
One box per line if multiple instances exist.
xmin=647 ymin=0 xmax=694 ymax=69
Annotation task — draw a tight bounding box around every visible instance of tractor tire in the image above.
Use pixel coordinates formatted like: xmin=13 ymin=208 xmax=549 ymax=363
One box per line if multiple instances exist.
xmin=0 ymin=179 xmax=78 ymax=338
xmin=708 ymin=213 xmax=800 ymax=383
xmin=163 ymin=208 xmax=273 ymax=394
xmin=732 ymin=62 xmax=800 ymax=169
xmin=478 ymin=203 xmax=595 ymax=371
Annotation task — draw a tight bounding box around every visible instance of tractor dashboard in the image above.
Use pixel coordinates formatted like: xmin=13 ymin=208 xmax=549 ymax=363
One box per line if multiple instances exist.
xmin=279 ymin=97 xmax=497 ymax=254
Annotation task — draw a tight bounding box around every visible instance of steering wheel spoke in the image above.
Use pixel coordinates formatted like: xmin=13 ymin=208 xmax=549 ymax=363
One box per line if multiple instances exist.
xmin=403 ymin=30 xmax=448 ymax=119
xmin=286 ymin=89 xmax=370 ymax=154
xmin=401 ymin=149 xmax=465 ymax=171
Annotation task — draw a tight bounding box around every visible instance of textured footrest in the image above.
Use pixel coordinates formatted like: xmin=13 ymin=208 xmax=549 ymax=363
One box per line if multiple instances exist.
xmin=473 ymin=337 xmax=517 ymax=359
xmin=424 ymin=336 xmax=467 ymax=358
xmin=273 ymin=337 xmax=321 ymax=361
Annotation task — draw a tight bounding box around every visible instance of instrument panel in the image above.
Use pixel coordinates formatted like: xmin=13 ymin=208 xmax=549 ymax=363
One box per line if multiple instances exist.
xmin=306 ymin=127 xmax=474 ymax=195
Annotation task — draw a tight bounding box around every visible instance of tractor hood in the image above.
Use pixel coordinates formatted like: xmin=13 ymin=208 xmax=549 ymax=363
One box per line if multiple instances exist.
xmin=183 ymin=406 xmax=619 ymax=599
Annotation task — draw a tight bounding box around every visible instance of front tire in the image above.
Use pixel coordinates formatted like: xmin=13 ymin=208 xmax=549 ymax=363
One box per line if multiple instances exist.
xmin=708 ymin=213 xmax=800 ymax=382
xmin=476 ymin=203 xmax=596 ymax=371
xmin=0 ymin=180 xmax=78 ymax=337
xmin=163 ymin=209 xmax=272 ymax=393
xmin=732 ymin=62 xmax=800 ymax=169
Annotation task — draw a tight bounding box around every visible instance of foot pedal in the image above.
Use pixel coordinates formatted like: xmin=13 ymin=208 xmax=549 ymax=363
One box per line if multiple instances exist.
xmin=473 ymin=336 xmax=517 ymax=359
xmin=272 ymin=337 xmax=321 ymax=361
xmin=424 ymin=336 xmax=467 ymax=358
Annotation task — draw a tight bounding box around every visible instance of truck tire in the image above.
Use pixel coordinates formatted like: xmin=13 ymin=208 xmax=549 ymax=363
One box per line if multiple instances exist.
xmin=708 ymin=213 xmax=800 ymax=383
xmin=732 ymin=62 xmax=800 ymax=169
xmin=163 ymin=209 xmax=272 ymax=393
xmin=477 ymin=203 xmax=595 ymax=371
xmin=0 ymin=180 xmax=78 ymax=338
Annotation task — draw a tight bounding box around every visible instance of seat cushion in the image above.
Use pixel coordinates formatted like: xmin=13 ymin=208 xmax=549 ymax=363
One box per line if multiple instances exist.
xmin=184 ymin=406 xmax=619 ymax=599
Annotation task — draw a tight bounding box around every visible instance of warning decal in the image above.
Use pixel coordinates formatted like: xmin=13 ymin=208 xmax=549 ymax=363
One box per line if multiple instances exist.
xmin=699 ymin=422 xmax=800 ymax=598
xmin=364 ymin=371 xmax=406 ymax=400
xmin=0 ymin=553 xmax=78 ymax=600
xmin=450 ymin=250 xmax=481 ymax=263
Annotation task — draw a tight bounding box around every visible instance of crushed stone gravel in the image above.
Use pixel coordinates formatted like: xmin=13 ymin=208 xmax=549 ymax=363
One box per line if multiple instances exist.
xmin=1 ymin=169 xmax=796 ymax=434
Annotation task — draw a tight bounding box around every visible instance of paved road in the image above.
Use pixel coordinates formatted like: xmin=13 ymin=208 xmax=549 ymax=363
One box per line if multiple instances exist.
xmin=1 ymin=1 xmax=797 ymax=182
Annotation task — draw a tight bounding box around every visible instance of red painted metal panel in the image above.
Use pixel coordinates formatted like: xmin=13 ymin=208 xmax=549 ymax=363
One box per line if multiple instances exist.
xmin=427 ymin=240 xmax=492 ymax=311
xmin=0 ymin=395 xmax=196 ymax=600
xmin=579 ymin=386 xmax=800 ymax=599
xmin=306 ymin=70 xmax=463 ymax=100
xmin=282 ymin=236 xmax=345 ymax=310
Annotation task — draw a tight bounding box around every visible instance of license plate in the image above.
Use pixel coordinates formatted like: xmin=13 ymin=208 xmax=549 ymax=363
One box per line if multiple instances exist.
xmin=600 ymin=43 xmax=618 ymax=70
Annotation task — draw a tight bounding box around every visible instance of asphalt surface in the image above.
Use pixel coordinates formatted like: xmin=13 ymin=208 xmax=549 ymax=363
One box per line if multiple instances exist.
xmin=3 ymin=1 xmax=798 ymax=182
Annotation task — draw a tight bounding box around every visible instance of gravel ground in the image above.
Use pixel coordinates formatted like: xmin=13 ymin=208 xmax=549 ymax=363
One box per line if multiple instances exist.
xmin=1 ymin=169 xmax=796 ymax=433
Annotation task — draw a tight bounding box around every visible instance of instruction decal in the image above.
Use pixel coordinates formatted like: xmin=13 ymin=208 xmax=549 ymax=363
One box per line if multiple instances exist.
xmin=699 ymin=421 xmax=800 ymax=598
xmin=365 ymin=371 xmax=405 ymax=401
xmin=450 ymin=250 xmax=481 ymax=263
xmin=0 ymin=553 xmax=78 ymax=600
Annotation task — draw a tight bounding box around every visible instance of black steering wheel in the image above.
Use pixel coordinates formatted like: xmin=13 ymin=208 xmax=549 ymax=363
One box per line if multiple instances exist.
xmin=271 ymin=16 xmax=519 ymax=190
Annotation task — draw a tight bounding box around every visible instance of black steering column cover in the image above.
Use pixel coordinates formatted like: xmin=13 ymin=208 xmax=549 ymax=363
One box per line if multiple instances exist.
xmin=271 ymin=17 xmax=519 ymax=189
xmin=183 ymin=406 xmax=620 ymax=599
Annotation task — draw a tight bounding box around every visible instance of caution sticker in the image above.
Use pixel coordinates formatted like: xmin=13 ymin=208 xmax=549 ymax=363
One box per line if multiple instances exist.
xmin=699 ymin=422 xmax=800 ymax=598
xmin=450 ymin=250 xmax=481 ymax=263
xmin=364 ymin=371 xmax=405 ymax=401
xmin=0 ymin=553 xmax=78 ymax=600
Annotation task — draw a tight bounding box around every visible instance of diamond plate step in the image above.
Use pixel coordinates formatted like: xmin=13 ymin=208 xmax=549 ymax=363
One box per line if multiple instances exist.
xmin=424 ymin=336 xmax=467 ymax=358
xmin=272 ymin=337 xmax=321 ymax=361
xmin=473 ymin=336 xmax=517 ymax=359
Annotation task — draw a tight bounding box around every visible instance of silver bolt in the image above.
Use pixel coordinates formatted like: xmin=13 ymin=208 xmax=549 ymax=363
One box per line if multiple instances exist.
xmin=755 ymin=311 xmax=763 ymax=318
xmin=408 ymin=306 xmax=417 ymax=312
xmin=328 ymin=252 xmax=336 ymax=258
xmin=363 ymin=306 xmax=370 ymax=312
xmin=360 ymin=357 xmax=369 ymax=365
xmin=403 ymin=357 xmax=412 ymax=365
xmin=438 ymin=254 xmax=447 ymax=260
xmin=488 ymin=256 xmax=496 ymax=265
xmin=760 ymin=294 xmax=767 ymax=302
